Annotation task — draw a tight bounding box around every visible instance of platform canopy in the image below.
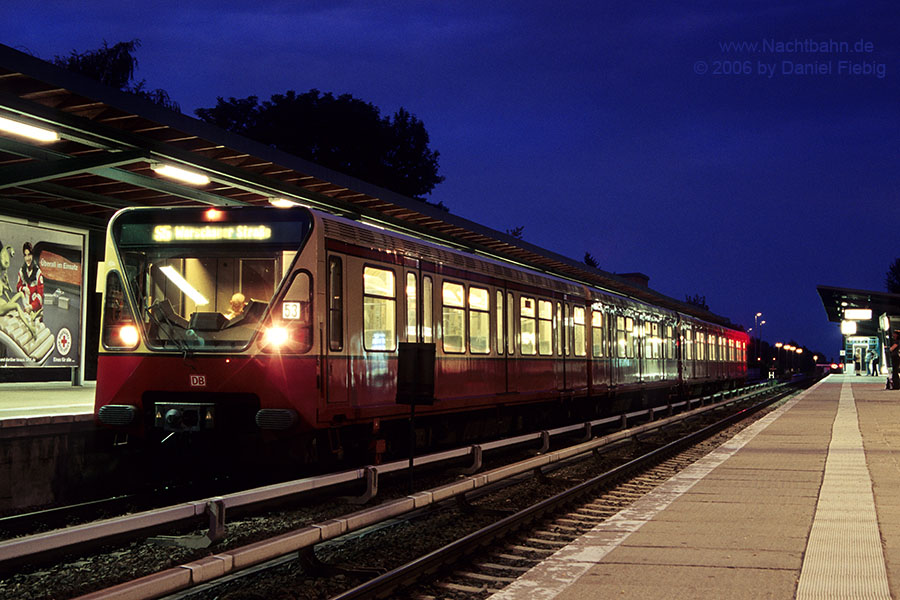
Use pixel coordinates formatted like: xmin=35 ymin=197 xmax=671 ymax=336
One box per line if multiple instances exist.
xmin=0 ymin=43 xmax=735 ymax=326
xmin=817 ymin=285 xmax=900 ymax=336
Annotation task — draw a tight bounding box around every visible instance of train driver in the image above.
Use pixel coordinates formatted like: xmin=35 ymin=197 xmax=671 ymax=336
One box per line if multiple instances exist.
xmin=224 ymin=292 xmax=246 ymax=320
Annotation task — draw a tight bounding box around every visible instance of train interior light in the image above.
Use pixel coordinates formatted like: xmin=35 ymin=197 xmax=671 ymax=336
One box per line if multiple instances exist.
xmin=0 ymin=115 xmax=59 ymax=142
xmin=159 ymin=265 xmax=209 ymax=306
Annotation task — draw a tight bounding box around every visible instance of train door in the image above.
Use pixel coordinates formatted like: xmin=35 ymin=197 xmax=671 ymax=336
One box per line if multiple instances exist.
xmin=325 ymin=254 xmax=350 ymax=405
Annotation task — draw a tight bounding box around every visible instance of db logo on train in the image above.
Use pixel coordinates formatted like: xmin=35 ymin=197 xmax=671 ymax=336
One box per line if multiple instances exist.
xmin=189 ymin=374 xmax=207 ymax=387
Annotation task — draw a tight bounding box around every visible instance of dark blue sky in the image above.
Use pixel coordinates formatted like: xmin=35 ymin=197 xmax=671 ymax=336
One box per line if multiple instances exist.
xmin=4 ymin=1 xmax=898 ymax=358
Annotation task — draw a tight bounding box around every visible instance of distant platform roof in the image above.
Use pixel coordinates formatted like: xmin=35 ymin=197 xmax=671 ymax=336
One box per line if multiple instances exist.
xmin=0 ymin=43 xmax=735 ymax=326
xmin=817 ymin=285 xmax=900 ymax=334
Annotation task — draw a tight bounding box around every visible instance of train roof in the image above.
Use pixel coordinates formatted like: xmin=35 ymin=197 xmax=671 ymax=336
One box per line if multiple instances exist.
xmin=0 ymin=43 xmax=739 ymax=329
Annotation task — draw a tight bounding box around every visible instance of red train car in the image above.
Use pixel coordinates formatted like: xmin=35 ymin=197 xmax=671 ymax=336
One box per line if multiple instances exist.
xmin=95 ymin=205 xmax=747 ymax=460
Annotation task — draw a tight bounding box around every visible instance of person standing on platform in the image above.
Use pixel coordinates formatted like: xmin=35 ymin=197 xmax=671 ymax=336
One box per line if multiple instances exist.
xmin=891 ymin=331 xmax=900 ymax=390
xmin=866 ymin=347 xmax=876 ymax=376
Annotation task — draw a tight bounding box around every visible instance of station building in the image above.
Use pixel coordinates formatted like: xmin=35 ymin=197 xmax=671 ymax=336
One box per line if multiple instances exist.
xmin=817 ymin=285 xmax=900 ymax=376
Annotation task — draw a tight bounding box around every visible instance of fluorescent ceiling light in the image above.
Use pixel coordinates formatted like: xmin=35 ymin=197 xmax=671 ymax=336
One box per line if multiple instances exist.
xmin=151 ymin=164 xmax=210 ymax=186
xmin=159 ymin=266 xmax=209 ymax=306
xmin=0 ymin=116 xmax=59 ymax=142
xmin=843 ymin=308 xmax=872 ymax=320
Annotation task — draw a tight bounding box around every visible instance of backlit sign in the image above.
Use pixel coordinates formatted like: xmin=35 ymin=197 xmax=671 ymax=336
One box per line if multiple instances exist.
xmin=152 ymin=224 xmax=272 ymax=242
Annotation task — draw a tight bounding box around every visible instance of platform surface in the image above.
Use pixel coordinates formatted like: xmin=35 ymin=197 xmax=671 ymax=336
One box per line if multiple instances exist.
xmin=0 ymin=380 xmax=94 ymax=420
xmin=490 ymin=374 xmax=900 ymax=600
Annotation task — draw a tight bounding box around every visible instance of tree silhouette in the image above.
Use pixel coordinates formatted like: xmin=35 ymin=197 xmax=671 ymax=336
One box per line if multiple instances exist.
xmin=685 ymin=294 xmax=709 ymax=311
xmin=51 ymin=40 xmax=179 ymax=111
xmin=196 ymin=90 xmax=443 ymax=200
xmin=506 ymin=226 xmax=525 ymax=240
xmin=886 ymin=258 xmax=900 ymax=293
xmin=584 ymin=252 xmax=599 ymax=268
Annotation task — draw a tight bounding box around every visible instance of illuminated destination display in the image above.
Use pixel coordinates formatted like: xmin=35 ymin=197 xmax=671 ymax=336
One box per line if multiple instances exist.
xmin=152 ymin=224 xmax=272 ymax=242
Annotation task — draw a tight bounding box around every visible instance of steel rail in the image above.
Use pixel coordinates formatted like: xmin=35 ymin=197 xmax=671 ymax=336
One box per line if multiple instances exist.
xmin=0 ymin=382 xmax=772 ymax=569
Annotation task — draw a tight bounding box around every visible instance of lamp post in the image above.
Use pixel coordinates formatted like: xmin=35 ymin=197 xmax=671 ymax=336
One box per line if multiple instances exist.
xmin=754 ymin=312 xmax=762 ymax=362
xmin=775 ymin=342 xmax=783 ymax=376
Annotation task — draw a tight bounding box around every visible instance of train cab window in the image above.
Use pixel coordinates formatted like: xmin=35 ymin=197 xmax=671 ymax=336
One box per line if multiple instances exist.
xmin=328 ymin=257 xmax=343 ymax=351
xmin=423 ymin=276 xmax=433 ymax=343
xmin=520 ymin=296 xmax=537 ymax=355
xmin=406 ymin=273 xmax=417 ymax=342
xmin=102 ymin=270 xmax=139 ymax=350
xmin=496 ymin=291 xmax=504 ymax=354
xmin=506 ymin=292 xmax=515 ymax=354
xmin=538 ymin=300 xmax=553 ymax=356
xmin=469 ymin=286 xmax=490 ymax=354
xmin=573 ymin=306 xmax=586 ymax=356
xmin=592 ymin=310 xmax=604 ymax=357
xmin=442 ymin=281 xmax=466 ymax=353
xmin=363 ymin=266 xmax=396 ymax=351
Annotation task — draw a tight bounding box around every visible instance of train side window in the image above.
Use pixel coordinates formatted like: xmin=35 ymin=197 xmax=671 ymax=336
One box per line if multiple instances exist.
xmin=592 ymin=310 xmax=603 ymax=357
xmin=520 ymin=296 xmax=537 ymax=355
xmin=573 ymin=306 xmax=586 ymax=356
xmin=564 ymin=304 xmax=571 ymax=356
xmin=506 ymin=292 xmax=515 ymax=354
xmin=652 ymin=322 xmax=660 ymax=359
xmin=406 ymin=273 xmax=417 ymax=342
xmin=644 ymin=321 xmax=653 ymax=358
xmin=496 ymin=290 xmax=504 ymax=355
xmin=538 ymin=300 xmax=553 ymax=356
xmin=684 ymin=329 xmax=693 ymax=360
xmin=707 ymin=334 xmax=714 ymax=361
xmin=423 ymin=276 xmax=433 ymax=343
xmin=328 ymin=257 xmax=343 ymax=351
xmin=363 ymin=266 xmax=396 ymax=351
xmin=443 ymin=281 xmax=466 ymax=353
xmin=625 ymin=317 xmax=635 ymax=359
xmin=616 ymin=316 xmax=626 ymax=358
xmin=469 ymin=286 xmax=490 ymax=354
xmin=666 ymin=325 xmax=674 ymax=359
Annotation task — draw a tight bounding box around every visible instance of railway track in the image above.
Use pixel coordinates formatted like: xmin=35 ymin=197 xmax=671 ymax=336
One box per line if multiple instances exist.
xmin=0 ymin=380 xmax=798 ymax=599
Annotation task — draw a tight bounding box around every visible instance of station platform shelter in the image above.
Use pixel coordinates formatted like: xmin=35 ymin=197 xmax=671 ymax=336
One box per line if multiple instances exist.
xmin=489 ymin=374 xmax=900 ymax=600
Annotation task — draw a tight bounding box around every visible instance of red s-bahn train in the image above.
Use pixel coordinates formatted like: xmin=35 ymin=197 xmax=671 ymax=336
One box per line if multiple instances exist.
xmin=95 ymin=205 xmax=748 ymax=461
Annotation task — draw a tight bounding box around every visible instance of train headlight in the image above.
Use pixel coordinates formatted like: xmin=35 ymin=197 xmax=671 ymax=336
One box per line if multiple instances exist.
xmin=263 ymin=325 xmax=290 ymax=348
xmin=118 ymin=324 xmax=140 ymax=348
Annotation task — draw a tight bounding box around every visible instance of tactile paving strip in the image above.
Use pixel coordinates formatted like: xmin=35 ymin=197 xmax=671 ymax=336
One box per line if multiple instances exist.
xmin=796 ymin=382 xmax=891 ymax=599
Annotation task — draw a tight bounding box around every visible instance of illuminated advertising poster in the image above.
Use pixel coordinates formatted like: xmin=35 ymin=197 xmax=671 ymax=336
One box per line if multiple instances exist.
xmin=0 ymin=217 xmax=85 ymax=368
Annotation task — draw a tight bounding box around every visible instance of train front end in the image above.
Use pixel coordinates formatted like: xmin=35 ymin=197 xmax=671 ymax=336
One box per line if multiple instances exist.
xmin=94 ymin=205 xmax=318 ymax=448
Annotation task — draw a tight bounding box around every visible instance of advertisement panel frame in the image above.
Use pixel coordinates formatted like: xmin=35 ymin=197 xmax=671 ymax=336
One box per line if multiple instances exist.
xmin=0 ymin=213 xmax=88 ymax=384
